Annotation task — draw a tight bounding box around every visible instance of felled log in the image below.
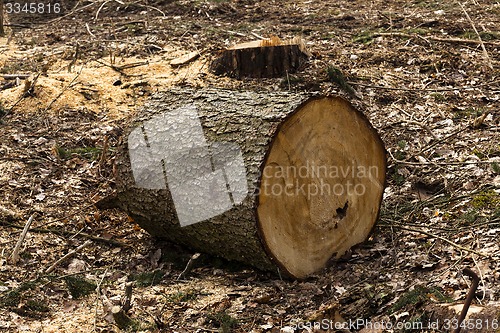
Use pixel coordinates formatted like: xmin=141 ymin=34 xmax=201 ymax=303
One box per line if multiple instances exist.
xmin=99 ymin=88 xmax=386 ymax=279
xmin=211 ymin=36 xmax=310 ymax=78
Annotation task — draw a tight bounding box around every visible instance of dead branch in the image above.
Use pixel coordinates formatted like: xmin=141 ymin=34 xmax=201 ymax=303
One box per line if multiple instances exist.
xmin=45 ymin=240 xmax=92 ymax=273
xmin=0 ymin=220 xmax=126 ymax=247
xmin=374 ymin=32 xmax=500 ymax=47
xmin=111 ymin=306 xmax=135 ymax=330
xmin=44 ymin=65 xmax=84 ymax=112
xmin=10 ymin=214 xmax=35 ymax=264
xmin=177 ymin=253 xmax=201 ymax=280
xmin=122 ymin=282 xmax=133 ymax=312
xmin=458 ymin=2 xmax=493 ymax=70
xmin=379 ymin=224 xmax=489 ymax=257
xmin=3 ymin=74 xmax=30 ymax=80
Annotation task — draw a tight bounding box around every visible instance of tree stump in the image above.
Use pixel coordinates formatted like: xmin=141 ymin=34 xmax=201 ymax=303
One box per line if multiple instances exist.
xmin=211 ymin=36 xmax=310 ymax=78
xmin=99 ymin=88 xmax=386 ymax=278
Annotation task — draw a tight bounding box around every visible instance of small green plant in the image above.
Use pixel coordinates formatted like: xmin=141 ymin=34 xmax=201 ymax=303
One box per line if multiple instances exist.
xmin=398 ymin=140 xmax=407 ymax=150
xmin=0 ymin=102 xmax=6 ymax=118
xmin=472 ymin=149 xmax=486 ymax=159
xmin=459 ymin=210 xmax=479 ymax=225
xmin=166 ymin=289 xmax=199 ymax=304
xmin=64 ymin=276 xmax=96 ymax=299
xmin=391 ymin=168 xmax=406 ymax=186
xmin=353 ymin=31 xmax=374 ymax=44
xmin=430 ymin=93 xmax=445 ymax=102
xmin=207 ymin=311 xmax=238 ymax=333
xmin=390 ymin=285 xmax=452 ymax=314
xmin=453 ymin=107 xmax=482 ymax=120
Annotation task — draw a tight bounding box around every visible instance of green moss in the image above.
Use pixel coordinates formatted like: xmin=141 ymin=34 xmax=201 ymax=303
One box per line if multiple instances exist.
xmin=56 ymin=146 xmax=102 ymax=160
xmin=471 ymin=190 xmax=500 ymax=209
xmin=430 ymin=93 xmax=446 ymax=102
xmin=492 ymin=162 xmax=500 ymax=175
xmin=207 ymin=311 xmax=238 ymax=333
xmin=472 ymin=149 xmax=486 ymax=159
xmin=0 ymin=281 xmax=37 ymax=308
xmin=353 ymin=31 xmax=374 ymax=44
xmin=166 ymin=289 xmax=200 ymax=304
xmin=390 ymin=285 xmax=452 ymax=314
xmin=280 ymin=74 xmax=304 ymax=88
xmin=461 ymin=31 xmax=499 ymax=41
xmin=130 ymin=270 xmax=165 ymax=287
xmin=24 ymin=300 xmax=50 ymax=313
xmin=64 ymin=276 xmax=96 ymax=299
xmin=453 ymin=107 xmax=482 ymax=120
xmin=459 ymin=210 xmax=479 ymax=225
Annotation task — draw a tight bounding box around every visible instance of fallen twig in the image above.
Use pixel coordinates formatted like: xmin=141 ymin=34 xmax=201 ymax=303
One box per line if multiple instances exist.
xmin=10 ymin=214 xmax=35 ymax=264
xmin=44 ymin=64 xmax=84 ymax=112
xmin=0 ymin=220 xmax=126 ymax=247
xmin=3 ymin=74 xmax=30 ymax=80
xmin=373 ymin=32 xmax=500 ymax=47
xmin=458 ymin=2 xmax=493 ymax=70
xmin=122 ymin=282 xmax=134 ymax=312
xmin=2 ymin=73 xmax=41 ymax=117
xmin=47 ymin=1 xmax=97 ymax=24
xmin=350 ymin=78 xmax=500 ymax=92
xmin=378 ymin=224 xmax=489 ymax=257
xmin=45 ymin=240 xmax=92 ymax=273
xmin=177 ymin=253 xmax=201 ymax=280
xmin=95 ymin=0 xmax=111 ymax=21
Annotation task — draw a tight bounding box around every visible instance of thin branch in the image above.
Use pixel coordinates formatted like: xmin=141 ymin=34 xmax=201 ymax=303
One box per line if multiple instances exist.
xmin=373 ymin=31 xmax=500 ymax=47
xmin=45 ymin=240 xmax=92 ymax=273
xmin=458 ymin=2 xmax=493 ymax=70
xmin=350 ymin=79 xmax=500 ymax=92
xmin=95 ymin=0 xmax=111 ymax=21
xmin=379 ymin=224 xmax=489 ymax=257
xmin=177 ymin=253 xmax=201 ymax=280
xmin=10 ymin=214 xmax=35 ymax=264
xmin=47 ymin=1 xmax=96 ymax=24
xmin=44 ymin=64 xmax=85 ymax=112
xmin=0 ymin=220 xmax=127 ymax=247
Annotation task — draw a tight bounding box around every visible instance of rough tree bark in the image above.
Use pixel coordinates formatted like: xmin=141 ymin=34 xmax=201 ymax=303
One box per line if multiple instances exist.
xmin=0 ymin=0 xmax=5 ymax=37
xmin=211 ymin=37 xmax=310 ymax=78
xmin=99 ymin=88 xmax=386 ymax=278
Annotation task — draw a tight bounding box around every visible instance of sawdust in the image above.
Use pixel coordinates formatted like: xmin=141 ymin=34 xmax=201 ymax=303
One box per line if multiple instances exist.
xmin=1 ymin=41 xmax=211 ymax=119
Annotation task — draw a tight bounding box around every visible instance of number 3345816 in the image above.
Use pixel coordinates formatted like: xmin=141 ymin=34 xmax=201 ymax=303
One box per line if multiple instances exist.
xmin=5 ymin=2 xmax=61 ymax=14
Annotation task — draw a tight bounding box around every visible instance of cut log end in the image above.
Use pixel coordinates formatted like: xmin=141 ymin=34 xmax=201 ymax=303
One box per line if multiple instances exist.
xmin=257 ymin=97 xmax=386 ymax=278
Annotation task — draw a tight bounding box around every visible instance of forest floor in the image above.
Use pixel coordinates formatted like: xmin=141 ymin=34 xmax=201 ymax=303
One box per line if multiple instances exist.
xmin=0 ymin=0 xmax=500 ymax=332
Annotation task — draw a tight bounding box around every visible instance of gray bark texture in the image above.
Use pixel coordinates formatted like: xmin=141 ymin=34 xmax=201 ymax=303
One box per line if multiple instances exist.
xmin=108 ymin=88 xmax=309 ymax=273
